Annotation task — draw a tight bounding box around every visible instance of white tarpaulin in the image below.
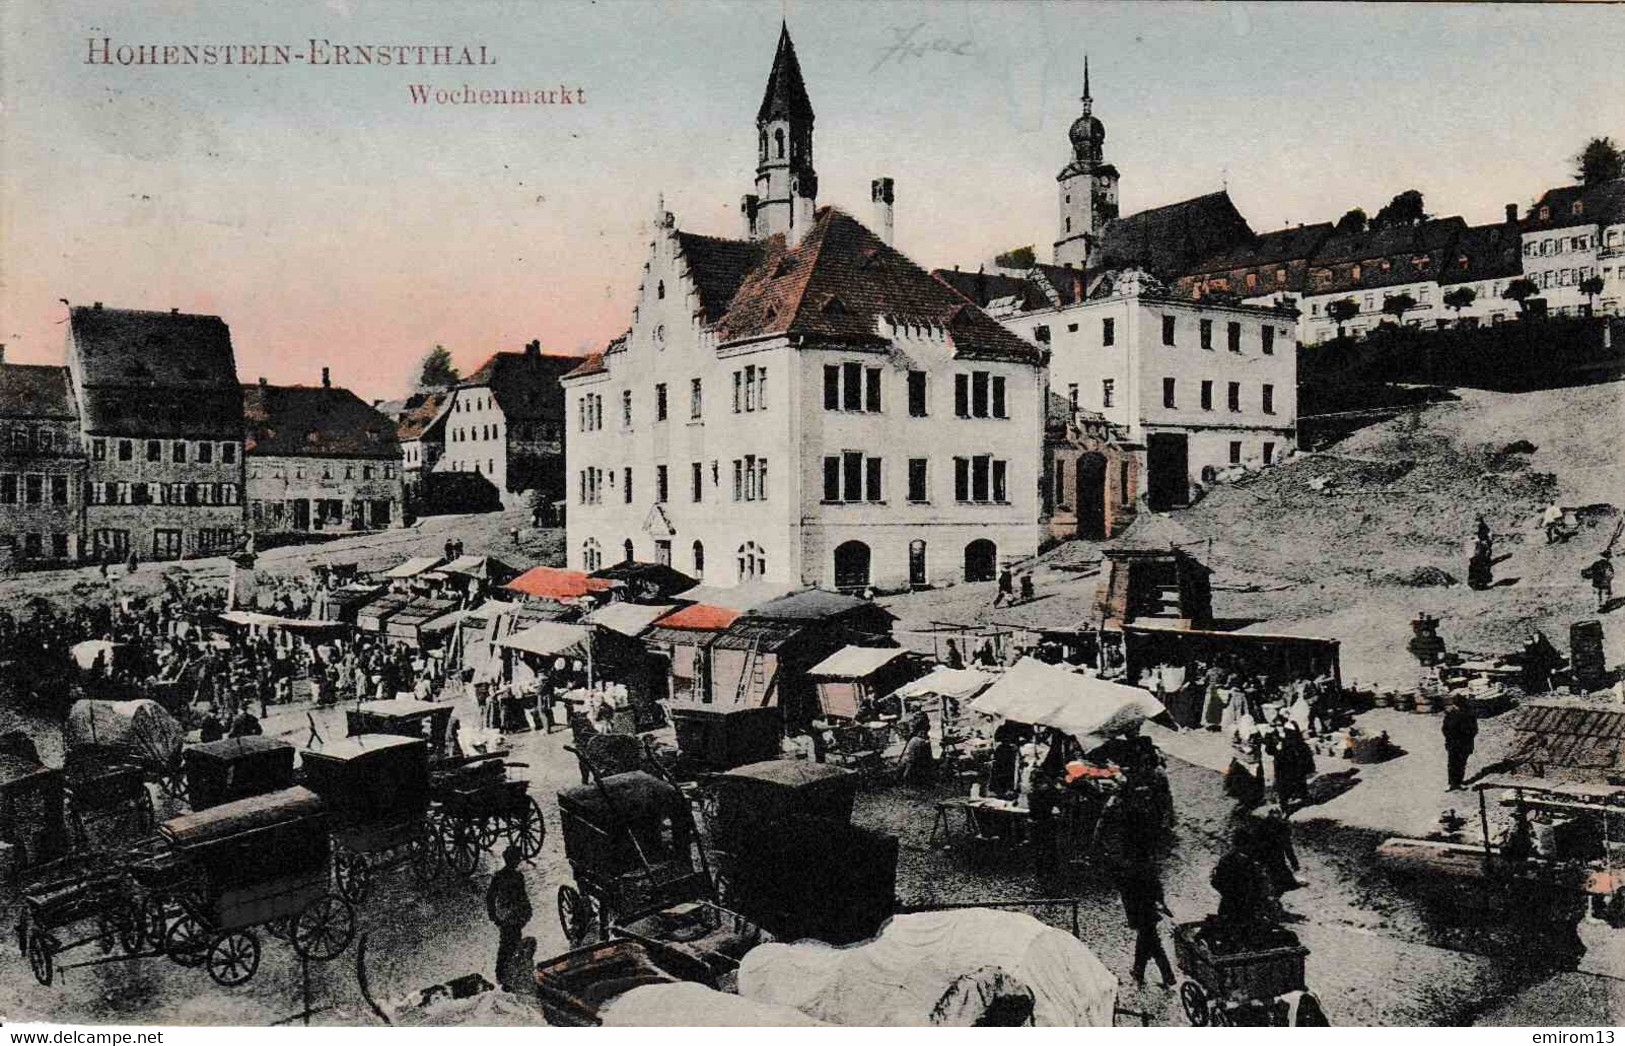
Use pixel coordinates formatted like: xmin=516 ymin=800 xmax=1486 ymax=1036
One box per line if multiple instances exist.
xmin=583 ymin=602 xmax=677 ymax=637
xmin=970 ymin=658 xmax=1168 ymax=742
xmin=69 ymin=640 xmax=123 ymax=670
xmin=893 ymin=666 xmax=999 ymax=702
xmin=808 ymin=645 xmax=908 ymax=679
xmin=738 ymin=909 xmax=1117 ymax=1027
xmin=600 ymin=982 xmax=829 ymax=1027
xmin=496 ymin=621 xmax=593 ymax=658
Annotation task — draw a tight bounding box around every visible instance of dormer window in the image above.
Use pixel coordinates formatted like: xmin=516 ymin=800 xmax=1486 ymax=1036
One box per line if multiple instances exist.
xmin=1573 ymin=201 xmax=1584 ymax=216
xmin=1351 ymin=264 xmax=1362 ymax=282
xmin=772 ymin=257 xmax=792 ymax=278
xmin=820 ymin=295 xmax=847 ymax=315
xmin=1540 ymin=206 xmax=1550 ymax=221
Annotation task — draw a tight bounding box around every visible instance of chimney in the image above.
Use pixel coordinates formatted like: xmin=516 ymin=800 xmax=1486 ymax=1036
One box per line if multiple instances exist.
xmin=321 ymin=367 xmax=331 ymax=388
xmin=870 ymin=177 xmax=895 ymax=246
xmin=525 ymin=339 xmax=540 ymax=358
xmin=170 ymin=308 xmax=179 ymax=315
xmin=1505 ymin=203 xmax=1518 ymax=224
xmin=258 ymin=376 xmax=267 ymax=387
xmin=93 ymin=302 xmax=103 ymax=310
xmin=741 ymin=194 xmax=760 ymax=240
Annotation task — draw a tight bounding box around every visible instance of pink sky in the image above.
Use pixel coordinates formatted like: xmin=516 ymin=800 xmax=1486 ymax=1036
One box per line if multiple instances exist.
xmin=3 ymin=1 xmax=1621 ymax=401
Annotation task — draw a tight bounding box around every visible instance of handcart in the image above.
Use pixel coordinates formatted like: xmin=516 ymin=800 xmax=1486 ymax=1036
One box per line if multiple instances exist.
xmin=15 ymin=853 xmax=149 ymax=987
xmin=430 ymin=753 xmax=545 ymax=877
xmin=1173 ymin=920 xmax=1328 ymax=1027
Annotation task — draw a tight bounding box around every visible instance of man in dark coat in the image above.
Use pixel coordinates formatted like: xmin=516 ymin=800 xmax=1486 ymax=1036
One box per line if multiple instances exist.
xmin=1115 ymin=851 xmax=1175 ymax=987
xmin=1250 ymin=809 xmax=1302 ymax=895
xmin=1211 ymin=828 xmax=1273 ymax=929
xmin=1442 ymin=695 xmax=1478 ymax=790
xmin=485 ymin=846 xmax=532 ymax=989
xmin=993 ymin=568 xmax=1014 ymax=607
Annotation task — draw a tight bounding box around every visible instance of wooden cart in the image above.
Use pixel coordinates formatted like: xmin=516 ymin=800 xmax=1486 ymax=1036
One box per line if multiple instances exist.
xmin=1173 ymin=921 xmax=1327 ymax=1027
xmin=300 ymin=734 xmax=442 ymax=903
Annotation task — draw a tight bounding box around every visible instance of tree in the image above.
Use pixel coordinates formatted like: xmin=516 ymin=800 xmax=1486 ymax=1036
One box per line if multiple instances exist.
xmin=418 ymin=345 xmax=460 ymax=389
xmin=1370 ymin=190 xmax=1427 ymax=231
xmin=1442 ymin=286 xmax=1477 ymax=321
xmin=1580 ymin=274 xmax=1605 ymax=315
xmin=1574 ymin=137 xmax=1625 ymax=186
xmin=1382 ymin=292 xmax=1419 ymax=326
xmin=1502 ymin=277 xmax=1539 ymax=315
xmin=994 ymin=245 xmax=1036 ymax=270
xmin=1327 ymin=297 xmax=1360 ymax=339
xmin=1334 ymin=208 xmax=1368 ymax=234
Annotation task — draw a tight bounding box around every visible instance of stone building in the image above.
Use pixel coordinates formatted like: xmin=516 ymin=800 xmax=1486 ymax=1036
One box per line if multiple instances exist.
xmin=242 ymin=371 xmax=403 ymax=536
xmin=1520 ymin=178 xmax=1625 ymax=318
xmin=0 ymin=351 xmax=85 ymax=566
xmin=1052 ymin=59 xmax=1119 ymax=269
xmin=67 ymin=305 xmax=245 ymax=561
xmin=1043 ymin=393 xmax=1139 ymax=542
xmin=564 ymin=27 xmax=1046 ymax=591
xmin=433 ymin=340 xmax=576 ymax=507
xmin=396 ymin=389 xmax=449 ymax=509
xmin=1290 ymin=217 xmax=1466 ymax=341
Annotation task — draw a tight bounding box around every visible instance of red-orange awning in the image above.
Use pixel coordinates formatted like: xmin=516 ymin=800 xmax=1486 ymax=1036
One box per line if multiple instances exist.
xmin=654 ymin=603 xmax=740 ymax=632
xmin=503 ymin=566 xmax=616 ymax=601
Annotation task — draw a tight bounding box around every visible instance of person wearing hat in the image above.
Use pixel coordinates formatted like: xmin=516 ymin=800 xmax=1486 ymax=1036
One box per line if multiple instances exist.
xmin=485 ymin=845 xmax=533 ymax=990
xmin=1583 ymin=550 xmax=1615 ymax=612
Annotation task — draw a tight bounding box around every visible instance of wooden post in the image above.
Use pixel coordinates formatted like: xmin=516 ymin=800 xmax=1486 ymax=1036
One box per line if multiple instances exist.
xmin=1478 ymin=787 xmax=1492 ymax=863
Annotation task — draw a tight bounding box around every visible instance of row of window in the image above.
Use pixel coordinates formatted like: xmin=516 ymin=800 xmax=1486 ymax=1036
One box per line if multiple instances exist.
xmin=8 ymin=533 xmax=72 ymax=560
xmin=5 ymin=425 xmax=71 ymax=453
xmin=0 ymin=473 xmax=71 ymax=506
xmin=1157 ymin=379 xmax=1276 ymax=414
xmin=88 ymin=527 xmax=236 ymax=559
xmin=579 ymin=457 xmax=772 ymax=507
xmin=581 ymin=536 xmax=765 ymax=583
xmin=451 ymin=424 xmax=499 ymax=443
xmin=579 ymin=367 xmax=768 ymax=436
xmin=821 ymin=453 xmax=1010 ymax=506
xmin=1033 ymin=317 xmax=1115 ymax=346
xmin=823 ymin=364 xmax=1011 ymax=420
xmin=249 ymin=463 xmax=395 ymax=481
xmin=1160 ymin=315 xmax=1279 ymax=355
xmin=1526 ymin=235 xmax=1598 ymax=257
xmin=1528 ymin=266 xmax=1599 ymax=290
xmin=452 ymin=394 xmax=494 ymax=413
xmin=85 ymin=481 xmax=241 ymax=506
xmin=91 ymin=437 xmax=238 ymax=465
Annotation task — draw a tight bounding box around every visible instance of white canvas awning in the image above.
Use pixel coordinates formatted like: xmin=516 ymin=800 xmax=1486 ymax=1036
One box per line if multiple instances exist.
xmin=384 ymin=556 xmax=443 ymax=579
xmin=496 ymin=621 xmax=593 ymax=658
xmin=808 ymin=645 xmax=908 ymax=680
xmin=583 ymin=602 xmax=677 ymax=637
xmin=970 ymin=658 xmax=1168 ymax=742
xmin=893 ymin=666 xmax=999 ymax=703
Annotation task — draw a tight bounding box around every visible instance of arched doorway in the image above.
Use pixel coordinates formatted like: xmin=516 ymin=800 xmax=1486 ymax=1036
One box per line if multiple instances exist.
xmin=833 ymin=541 xmax=871 ymax=592
xmin=1076 ymin=452 xmax=1108 ymax=539
xmin=622 ymin=538 xmax=635 ymax=563
xmin=692 ymin=540 xmax=705 ymax=579
xmin=964 ymin=539 xmax=997 ymax=583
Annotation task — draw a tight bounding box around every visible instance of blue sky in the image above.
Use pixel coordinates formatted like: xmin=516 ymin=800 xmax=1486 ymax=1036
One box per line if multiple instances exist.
xmin=2 ymin=0 xmax=1621 ymax=398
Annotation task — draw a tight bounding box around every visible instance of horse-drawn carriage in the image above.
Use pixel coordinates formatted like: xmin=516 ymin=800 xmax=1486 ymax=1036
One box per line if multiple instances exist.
xmin=63 ymin=700 xmax=186 ymax=818
xmin=182 ymin=736 xmax=297 ymax=811
xmin=1173 ymin=921 xmax=1328 ymax=1027
xmin=430 ymin=753 xmax=546 ymax=876
xmin=300 ymin=735 xmax=441 ymax=904
xmin=696 ymin=759 xmax=858 ymax=902
xmin=1 ymin=732 xmax=70 ymax=882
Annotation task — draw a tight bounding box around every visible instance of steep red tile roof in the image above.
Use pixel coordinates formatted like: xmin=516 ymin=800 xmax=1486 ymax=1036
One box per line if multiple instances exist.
xmin=1098 ymin=190 xmax=1255 ymax=279
xmin=396 ymin=390 xmax=449 ymax=441
xmin=69 ymin=305 xmax=243 ymax=439
xmin=1523 ymin=178 xmax=1625 ymax=233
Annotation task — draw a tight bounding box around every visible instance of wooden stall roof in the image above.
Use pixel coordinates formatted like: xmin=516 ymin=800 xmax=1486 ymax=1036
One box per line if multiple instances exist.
xmin=352 ymin=699 xmax=457 ymax=722
xmin=711 ymin=617 xmax=809 ymax=653
xmin=1509 ymin=701 xmax=1625 ymax=774
xmin=807 ymin=645 xmax=908 ymax=680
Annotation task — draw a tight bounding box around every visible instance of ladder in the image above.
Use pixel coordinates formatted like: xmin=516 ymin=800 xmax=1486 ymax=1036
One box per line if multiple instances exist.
xmin=735 ymin=637 xmax=766 ymax=706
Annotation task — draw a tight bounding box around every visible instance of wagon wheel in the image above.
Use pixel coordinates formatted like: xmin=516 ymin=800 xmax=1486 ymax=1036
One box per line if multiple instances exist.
xmin=158 ymin=766 xmax=188 ymax=803
xmin=445 ymin=819 xmax=482 ymax=877
xmin=1179 ymin=982 xmax=1209 ymax=1027
xmin=506 ymin=798 xmax=546 ymax=860
xmin=163 ymin=912 xmax=209 ymax=968
xmin=95 ymin=911 xmax=119 ymax=954
xmin=333 ymin=850 xmax=373 ymax=905
xmin=408 ymin=830 xmax=443 ymax=884
xmin=291 ymin=894 xmax=355 ymax=962
xmin=206 ymin=931 xmax=260 ymax=987
xmin=556 ymin=884 xmax=594 ymax=946
xmin=139 ymin=895 xmax=170 ymax=948
xmin=476 ymin=814 xmax=502 ymax=850
xmin=116 ymin=899 xmax=147 ymax=955
xmin=28 ymin=930 xmax=56 ymax=986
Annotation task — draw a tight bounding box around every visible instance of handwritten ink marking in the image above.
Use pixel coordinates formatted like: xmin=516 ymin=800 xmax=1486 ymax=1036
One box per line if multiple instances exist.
xmin=870 ymin=22 xmax=976 ymax=74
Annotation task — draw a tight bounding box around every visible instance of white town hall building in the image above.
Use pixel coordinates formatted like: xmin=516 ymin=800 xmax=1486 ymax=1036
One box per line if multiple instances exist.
xmin=563 ymin=26 xmax=1046 ymax=591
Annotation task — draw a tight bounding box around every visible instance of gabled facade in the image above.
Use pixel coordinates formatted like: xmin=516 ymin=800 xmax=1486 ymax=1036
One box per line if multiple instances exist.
xmin=433 ymin=340 xmax=576 ymax=506
xmin=0 ymin=354 xmax=85 ymax=565
xmin=66 ymin=304 xmax=245 ymax=561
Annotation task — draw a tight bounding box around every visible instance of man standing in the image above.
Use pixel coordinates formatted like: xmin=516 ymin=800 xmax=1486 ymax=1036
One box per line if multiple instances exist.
xmin=993 ymin=567 xmax=1014 ymax=607
xmin=1442 ymin=695 xmax=1478 ymax=791
xmin=485 ymin=846 xmax=533 ymax=990
xmin=1583 ymin=551 xmax=1615 ymax=612
xmin=1115 ymin=850 xmax=1175 ymax=987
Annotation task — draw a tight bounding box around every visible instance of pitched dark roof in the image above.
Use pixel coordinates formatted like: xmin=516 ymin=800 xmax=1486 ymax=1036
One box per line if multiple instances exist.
xmin=459 ymin=347 xmax=580 ymax=421
xmin=1510 ymin=700 xmax=1625 ymax=775
xmin=1098 ymin=190 xmax=1254 ymax=279
xmin=757 ymin=24 xmax=814 ymax=125
xmin=1184 ymin=223 xmax=1335 ymax=276
xmin=716 ymin=208 xmax=1043 ymax=364
xmin=0 ymin=364 xmax=76 ymax=420
xmin=396 ymin=391 xmax=449 ymax=441
xmin=676 ymin=233 xmax=767 ymax=322
xmin=242 ymin=383 xmax=400 ymax=460
xmin=1439 ymin=221 xmax=1524 ymax=287
xmin=932 ymin=269 xmax=1046 ymax=311
xmin=1523 ymin=178 xmax=1625 ymax=233
xmin=1304 ymin=217 xmax=1467 ymax=294
xmin=564 ymin=332 xmax=626 ymax=380
xmin=69 ymin=306 xmax=242 ymax=438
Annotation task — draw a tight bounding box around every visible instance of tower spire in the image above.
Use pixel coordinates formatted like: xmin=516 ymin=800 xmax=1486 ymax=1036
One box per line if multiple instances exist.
xmin=1081 ymin=55 xmax=1092 ymax=115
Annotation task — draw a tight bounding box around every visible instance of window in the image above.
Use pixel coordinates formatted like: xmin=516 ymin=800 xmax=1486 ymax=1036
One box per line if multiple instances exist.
xmin=842 ymin=452 xmax=862 ymax=503
xmin=92 ymin=438 xmax=106 ymax=461
xmin=1263 ymin=441 xmax=1276 ymax=465
xmin=655 ymin=383 xmax=668 ymax=421
xmin=118 ymin=439 xmax=133 ymax=462
xmin=971 ymin=456 xmax=989 ymax=502
xmin=865 ymin=457 xmax=882 ymax=502
xmin=690 ymin=378 xmax=703 ymax=419
xmin=24 ymin=474 xmax=42 ymax=505
xmin=733 ymin=370 xmax=742 ymax=413
xmin=197 ymin=441 xmax=213 ymax=464
xmin=691 ymin=462 xmax=703 ymax=502
xmin=907 ymin=371 xmax=927 ymax=416
xmin=1162 ymin=315 xmax=1176 ymax=346
xmin=51 ymin=475 xmax=69 ymax=505
xmin=23 ymin=534 xmax=41 ymax=558
xmin=1262 ymin=326 xmax=1276 ymax=355
xmin=737 ymin=541 xmax=766 ymax=582
xmin=971 ymin=372 xmax=989 ymax=417
xmin=732 ymin=459 xmax=743 ymax=501
xmin=992 ymin=376 xmax=1006 ymax=418
xmin=757 ymin=457 xmax=767 ymax=501
xmin=864 ymin=367 xmax=881 ymax=412
xmin=623 ymin=466 xmax=633 ymax=504
xmin=1229 ymin=441 xmax=1243 ymax=465
xmin=1227 ymin=382 xmax=1241 ymax=412
xmin=143 ymin=439 xmax=160 ymax=462
xmin=993 ymin=460 xmax=1007 ymax=503
xmin=824 ymin=365 xmax=840 ymax=410
xmin=954 ymin=457 xmax=969 ymax=502
xmin=656 ymin=279 xmax=665 ymax=299
xmin=1033 ymin=325 xmax=1051 ymax=345
xmin=1102 ymin=379 xmax=1115 ymax=408
xmin=954 ymin=374 xmax=969 ymax=417
xmin=1066 ymin=323 xmax=1078 ymax=333
xmin=221 ymin=442 xmax=236 ymax=464
xmin=656 ymin=464 xmax=669 ymax=504
xmin=172 ymin=441 xmax=186 ymax=463
xmin=1227 ymin=322 xmax=1241 ymax=353
xmin=823 ymin=456 xmax=841 ymax=502
xmin=1200 ymin=319 xmax=1213 ymax=350
xmin=582 ymin=539 xmax=602 ymax=572
xmin=1162 ymin=378 xmax=1176 ymax=408
xmin=1200 ymin=381 xmax=1213 ymax=411
xmin=1102 ymin=318 xmax=1115 ymax=346
xmin=52 ymin=534 xmax=68 ymax=559
xmin=1068 ymin=384 xmax=1079 ymax=411
xmin=1262 ymin=384 xmax=1276 ymax=415
xmin=842 ymin=362 xmax=862 ymax=411
xmin=908 ymin=459 xmax=928 ymax=503
xmin=622 ymin=390 xmax=633 ymax=427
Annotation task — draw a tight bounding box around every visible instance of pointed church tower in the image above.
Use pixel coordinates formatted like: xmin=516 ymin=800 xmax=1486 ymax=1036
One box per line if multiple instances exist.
xmin=1053 ymin=58 xmax=1120 ymax=268
xmin=742 ymin=24 xmax=818 ymax=244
